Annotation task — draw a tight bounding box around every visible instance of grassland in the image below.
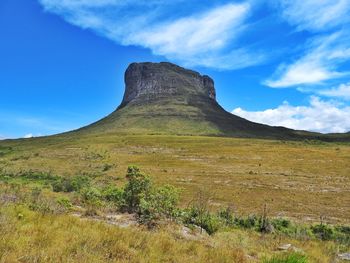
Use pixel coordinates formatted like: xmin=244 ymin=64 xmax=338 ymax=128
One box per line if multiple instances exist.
xmin=1 ymin=204 xmax=343 ymax=263
xmin=1 ymin=134 xmax=350 ymax=262
xmin=1 ymin=134 xmax=349 ymax=223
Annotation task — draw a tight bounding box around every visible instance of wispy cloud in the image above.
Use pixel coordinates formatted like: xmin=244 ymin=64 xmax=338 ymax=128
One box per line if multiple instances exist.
xmin=264 ymin=0 xmax=350 ymax=88
xmin=264 ymin=31 xmax=350 ymax=87
xmin=0 ymin=112 xmax=77 ymax=139
xmin=318 ymin=82 xmax=350 ymax=100
xmin=232 ymin=96 xmax=350 ymax=133
xmin=38 ymin=0 xmax=267 ymax=70
xmin=274 ymin=0 xmax=350 ymax=32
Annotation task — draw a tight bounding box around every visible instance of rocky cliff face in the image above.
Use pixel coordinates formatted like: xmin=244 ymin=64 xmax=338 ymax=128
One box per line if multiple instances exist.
xmin=122 ymin=62 xmax=216 ymax=105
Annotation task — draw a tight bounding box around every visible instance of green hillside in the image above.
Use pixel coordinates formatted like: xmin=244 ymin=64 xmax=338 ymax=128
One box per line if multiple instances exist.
xmin=68 ymin=62 xmax=349 ymax=142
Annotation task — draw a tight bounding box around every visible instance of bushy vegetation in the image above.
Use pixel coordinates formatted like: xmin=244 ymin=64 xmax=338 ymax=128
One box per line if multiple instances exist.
xmin=52 ymin=175 xmax=90 ymax=192
xmin=0 ymin=170 xmax=59 ymax=182
xmin=1 ymin=165 xmax=350 ymax=262
xmin=101 ymin=185 xmax=124 ymax=205
xmin=1 ymin=166 xmax=350 ymax=245
xmin=139 ymin=184 xmax=180 ymax=226
xmin=263 ymin=253 xmax=308 ymax=263
xmin=122 ymin=165 xmax=152 ymax=213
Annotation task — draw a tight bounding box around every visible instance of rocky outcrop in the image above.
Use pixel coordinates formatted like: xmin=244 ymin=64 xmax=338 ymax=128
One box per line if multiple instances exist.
xmin=122 ymin=62 xmax=216 ymax=105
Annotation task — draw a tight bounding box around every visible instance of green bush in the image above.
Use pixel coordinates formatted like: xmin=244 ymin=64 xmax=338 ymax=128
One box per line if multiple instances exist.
xmin=217 ymin=206 xmax=235 ymax=226
xmin=272 ymin=218 xmax=291 ymax=229
xmin=102 ymin=186 xmax=124 ymax=207
xmin=81 ymin=187 xmax=102 ymax=204
xmin=81 ymin=187 xmax=103 ymax=215
xmin=263 ymin=253 xmax=308 ymax=263
xmin=311 ymin=224 xmax=334 ymax=241
xmin=235 ymin=214 xmax=258 ymax=229
xmin=183 ymin=207 xmax=222 ymax=235
xmin=123 ymin=166 xmax=151 ymax=212
xmin=139 ymin=185 xmax=179 ymax=226
xmin=52 ymin=176 xmax=90 ymax=193
xmin=272 ymin=218 xmax=292 ymax=233
xmin=56 ymin=197 xmax=73 ymax=210
xmin=28 ymin=200 xmax=54 ymax=214
xmin=334 ymin=225 xmax=350 ymax=244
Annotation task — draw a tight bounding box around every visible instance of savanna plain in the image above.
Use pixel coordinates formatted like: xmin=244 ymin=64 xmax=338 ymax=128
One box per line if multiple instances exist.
xmin=0 ymin=133 xmax=349 ymax=262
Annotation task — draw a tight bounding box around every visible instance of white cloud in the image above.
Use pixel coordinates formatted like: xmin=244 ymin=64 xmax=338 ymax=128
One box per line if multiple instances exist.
xmin=0 ymin=135 xmax=6 ymax=140
xmin=38 ymin=0 xmax=266 ymax=70
xmin=319 ymin=82 xmax=350 ymax=100
xmin=275 ymin=0 xmax=350 ymax=32
xmin=24 ymin=133 xmax=34 ymax=138
xmin=232 ymin=96 xmax=350 ymax=133
xmin=264 ymin=61 xmax=341 ymax=88
xmin=129 ymin=4 xmax=248 ymax=55
xmin=264 ymin=31 xmax=350 ymax=87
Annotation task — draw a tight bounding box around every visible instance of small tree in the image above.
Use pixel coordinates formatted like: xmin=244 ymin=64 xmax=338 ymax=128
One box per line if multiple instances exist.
xmin=123 ymin=166 xmax=151 ymax=213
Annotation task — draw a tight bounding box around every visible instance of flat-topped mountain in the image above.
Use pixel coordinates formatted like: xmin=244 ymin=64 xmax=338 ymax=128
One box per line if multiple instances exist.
xmin=121 ymin=62 xmax=216 ymax=106
xmin=76 ymin=62 xmax=349 ymax=141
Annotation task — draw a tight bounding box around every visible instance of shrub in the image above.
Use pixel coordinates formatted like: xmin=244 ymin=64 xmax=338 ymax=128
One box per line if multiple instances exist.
xmin=139 ymin=185 xmax=179 ymax=226
xmin=334 ymin=225 xmax=350 ymax=244
xmin=235 ymin=214 xmax=258 ymax=229
xmin=217 ymin=206 xmax=235 ymax=226
xmin=259 ymin=205 xmax=274 ymax=233
xmin=272 ymin=218 xmax=292 ymax=231
xmin=102 ymin=164 xmax=113 ymax=172
xmin=311 ymin=224 xmax=334 ymax=241
xmin=51 ymin=180 xmax=65 ymax=192
xmin=81 ymin=187 xmax=103 ymax=216
xmin=56 ymin=197 xmax=73 ymax=210
xmin=123 ymin=166 xmax=151 ymax=212
xmin=203 ymin=214 xmax=222 ymax=235
xmin=263 ymin=253 xmax=308 ymax=263
xmin=102 ymin=186 xmax=124 ymax=207
xmin=52 ymin=175 xmax=90 ymax=193
xmin=81 ymin=187 xmax=102 ymax=204
xmin=183 ymin=207 xmax=222 ymax=235
xmin=28 ymin=200 xmax=54 ymax=214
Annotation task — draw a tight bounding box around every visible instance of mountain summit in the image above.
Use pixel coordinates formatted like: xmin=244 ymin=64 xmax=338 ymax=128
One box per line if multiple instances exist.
xmin=78 ymin=62 xmax=348 ymax=141
xmin=121 ymin=62 xmax=216 ymax=106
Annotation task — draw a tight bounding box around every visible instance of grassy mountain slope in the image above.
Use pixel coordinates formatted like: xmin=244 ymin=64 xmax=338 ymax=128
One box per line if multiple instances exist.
xmin=69 ymin=62 xmax=349 ymax=142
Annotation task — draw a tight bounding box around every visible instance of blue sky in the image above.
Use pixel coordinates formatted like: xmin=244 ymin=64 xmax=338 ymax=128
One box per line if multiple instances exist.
xmin=1 ymin=0 xmax=350 ymax=139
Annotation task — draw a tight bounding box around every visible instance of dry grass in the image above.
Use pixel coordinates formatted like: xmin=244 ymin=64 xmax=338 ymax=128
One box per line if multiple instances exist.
xmin=0 ymin=205 xmax=247 ymax=263
xmin=1 ymin=134 xmax=349 ymax=224
xmin=0 ymin=205 xmax=344 ymax=263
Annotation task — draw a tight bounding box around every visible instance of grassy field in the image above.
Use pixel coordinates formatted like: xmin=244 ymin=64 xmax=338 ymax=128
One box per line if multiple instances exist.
xmin=1 ymin=133 xmax=349 ymax=224
xmin=0 ymin=204 xmax=343 ymax=263
xmin=1 ymin=133 xmax=350 ymax=262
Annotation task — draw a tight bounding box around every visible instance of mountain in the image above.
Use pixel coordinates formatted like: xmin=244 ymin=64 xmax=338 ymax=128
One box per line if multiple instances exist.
xmin=74 ymin=62 xmax=349 ymax=141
